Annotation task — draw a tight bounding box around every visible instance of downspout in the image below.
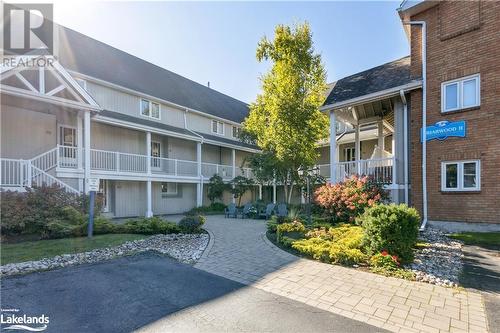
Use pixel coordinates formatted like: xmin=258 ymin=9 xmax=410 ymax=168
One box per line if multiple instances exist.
xmin=403 ymin=21 xmax=427 ymax=230
xmin=183 ymin=109 xmax=204 ymax=143
xmin=399 ymin=89 xmax=409 ymax=206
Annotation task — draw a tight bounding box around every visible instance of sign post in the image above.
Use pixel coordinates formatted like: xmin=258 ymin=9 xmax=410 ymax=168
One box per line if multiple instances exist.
xmin=87 ymin=178 xmax=99 ymax=238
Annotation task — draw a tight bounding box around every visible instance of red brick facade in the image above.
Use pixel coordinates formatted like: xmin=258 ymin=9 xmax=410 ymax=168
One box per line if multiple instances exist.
xmin=408 ymin=1 xmax=500 ymax=224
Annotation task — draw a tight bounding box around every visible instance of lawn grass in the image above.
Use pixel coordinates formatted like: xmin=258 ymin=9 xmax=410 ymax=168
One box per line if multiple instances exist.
xmin=1 ymin=234 xmax=147 ymax=265
xmin=448 ymin=232 xmax=500 ymax=248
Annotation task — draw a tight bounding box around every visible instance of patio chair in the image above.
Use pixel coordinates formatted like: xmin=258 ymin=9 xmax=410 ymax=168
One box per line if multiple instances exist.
xmin=259 ymin=203 xmax=275 ymax=220
xmin=224 ymin=203 xmax=238 ymax=218
xmin=276 ymin=203 xmax=288 ymax=218
xmin=239 ymin=203 xmax=253 ymax=219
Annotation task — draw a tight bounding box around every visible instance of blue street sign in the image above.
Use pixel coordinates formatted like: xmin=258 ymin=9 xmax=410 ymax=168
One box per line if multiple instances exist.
xmin=421 ymin=120 xmax=466 ymax=142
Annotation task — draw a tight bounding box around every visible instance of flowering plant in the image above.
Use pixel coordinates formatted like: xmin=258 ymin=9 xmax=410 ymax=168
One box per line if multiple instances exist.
xmin=370 ymin=251 xmax=400 ymax=269
xmin=313 ymin=175 xmax=387 ymax=223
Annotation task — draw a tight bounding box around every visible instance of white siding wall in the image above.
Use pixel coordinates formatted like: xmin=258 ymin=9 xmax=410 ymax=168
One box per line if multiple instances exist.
xmin=114 ymin=181 xmax=146 ymax=217
xmin=91 ymin=122 xmax=146 ymax=154
xmin=85 ymin=81 xmax=185 ymax=128
xmin=0 ymin=105 xmax=80 ymax=159
xmin=153 ymin=182 xmax=197 ymax=214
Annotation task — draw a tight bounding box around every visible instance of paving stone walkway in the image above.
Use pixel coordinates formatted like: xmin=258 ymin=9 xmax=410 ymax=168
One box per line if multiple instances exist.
xmin=195 ymin=216 xmax=490 ymax=333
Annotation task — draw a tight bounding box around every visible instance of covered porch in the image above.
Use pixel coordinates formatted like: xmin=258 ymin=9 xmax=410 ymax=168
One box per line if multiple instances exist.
xmin=322 ymin=93 xmax=409 ymax=204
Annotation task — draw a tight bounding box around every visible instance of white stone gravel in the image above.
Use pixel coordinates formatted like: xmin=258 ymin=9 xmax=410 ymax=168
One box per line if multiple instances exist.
xmin=1 ymin=233 xmax=209 ymax=277
xmin=409 ymin=227 xmax=463 ymax=287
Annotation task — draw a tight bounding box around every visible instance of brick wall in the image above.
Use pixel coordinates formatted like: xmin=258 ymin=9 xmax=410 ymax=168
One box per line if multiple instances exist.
xmin=408 ymin=1 xmax=500 ymax=224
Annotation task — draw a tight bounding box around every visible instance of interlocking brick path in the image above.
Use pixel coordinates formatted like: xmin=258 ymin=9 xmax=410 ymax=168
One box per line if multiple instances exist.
xmin=195 ymin=216 xmax=490 ymax=333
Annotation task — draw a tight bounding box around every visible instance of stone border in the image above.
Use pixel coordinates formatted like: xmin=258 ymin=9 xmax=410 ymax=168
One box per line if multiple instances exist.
xmin=196 ymin=227 xmax=215 ymax=264
xmin=1 ymin=234 xmax=209 ymax=277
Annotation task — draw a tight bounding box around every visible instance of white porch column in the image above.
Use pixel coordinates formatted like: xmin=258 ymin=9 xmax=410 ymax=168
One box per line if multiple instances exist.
xmin=196 ymin=142 xmax=202 ymax=207
xmin=146 ymin=180 xmax=153 ymax=217
xmin=329 ymin=111 xmax=337 ymax=183
xmin=77 ymin=114 xmax=84 ymax=192
xmin=378 ymin=120 xmax=384 ymax=152
xmin=258 ymin=184 xmax=262 ymax=200
xmin=355 ymin=124 xmax=361 ymax=175
xmin=84 ymin=111 xmax=91 ymax=194
xmin=146 ymin=132 xmax=152 ymax=175
xmin=231 ymin=148 xmax=236 ymax=204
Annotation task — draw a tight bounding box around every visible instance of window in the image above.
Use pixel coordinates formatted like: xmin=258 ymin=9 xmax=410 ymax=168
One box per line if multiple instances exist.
xmin=59 ymin=125 xmax=76 ymax=147
xmin=232 ymin=126 xmax=241 ymax=138
xmin=441 ymin=160 xmax=480 ymax=191
xmin=161 ymin=182 xmax=177 ymax=195
xmin=151 ymin=141 xmax=161 ymax=169
xmin=442 ymin=74 xmax=480 ymax=112
xmin=344 ymin=147 xmax=356 ymax=161
xmin=140 ymin=99 xmax=160 ymax=119
xmin=212 ymin=120 xmax=224 ymax=135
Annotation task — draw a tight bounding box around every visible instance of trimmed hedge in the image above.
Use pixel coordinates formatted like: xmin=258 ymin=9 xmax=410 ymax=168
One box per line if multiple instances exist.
xmin=178 ymin=215 xmax=205 ymax=233
xmin=358 ymin=203 xmax=420 ymax=264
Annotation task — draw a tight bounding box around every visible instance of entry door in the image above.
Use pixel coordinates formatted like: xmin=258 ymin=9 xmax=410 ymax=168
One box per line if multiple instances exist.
xmin=58 ymin=125 xmax=77 ymax=167
xmin=344 ymin=147 xmax=356 ymax=161
xmin=99 ymin=180 xmax=110 ymax=213
xmin=151 ymin=141 xmax=161 ymax=169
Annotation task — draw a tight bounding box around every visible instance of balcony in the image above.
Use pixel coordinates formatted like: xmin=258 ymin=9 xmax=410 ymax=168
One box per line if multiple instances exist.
xmin=317 ymin=157 xmax=395 ymax=184
xmin=56 ymin=146 xmax=253 ymax=181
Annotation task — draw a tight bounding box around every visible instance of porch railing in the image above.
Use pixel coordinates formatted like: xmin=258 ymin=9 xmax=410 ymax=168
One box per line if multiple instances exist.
xmin=55 ymin=145 xmax=249 ymax=180
xmin=318 ymin=157 xmax=395 ymax=184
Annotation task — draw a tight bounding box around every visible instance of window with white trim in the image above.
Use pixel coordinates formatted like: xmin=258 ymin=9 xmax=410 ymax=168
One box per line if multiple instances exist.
xmin=441 ymin=160 xmax=480 ymax=191
xmin=140 ymin=99 xmax=160 ymax=119
xmin=441 ymin=74 xmax=480 ymax=112
xmin=161 ymin=182 xmax=177 ymax=195
xmin=232 ymin=126 xmax=241 ymax=138
xmin=212 ymin=120 xmax=224 ymax=135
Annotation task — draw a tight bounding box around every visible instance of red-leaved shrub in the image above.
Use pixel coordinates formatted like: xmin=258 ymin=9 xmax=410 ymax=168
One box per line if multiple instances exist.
xmin=314 ymin=175 xmax=387 ymax=223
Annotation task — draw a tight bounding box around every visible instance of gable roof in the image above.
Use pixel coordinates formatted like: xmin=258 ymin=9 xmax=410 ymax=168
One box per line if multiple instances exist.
xmin=323 ymin=56 xmax=413 ymax=106
xmin=55 ymin=24 xmax=249 ymax=123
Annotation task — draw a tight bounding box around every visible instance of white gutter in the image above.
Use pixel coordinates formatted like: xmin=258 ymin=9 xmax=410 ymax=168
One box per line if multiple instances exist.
xmin=403 ymin=20 xmax=427 ymax=231
xmin=320 ymin=81 xmax=422 ymax=112
xmin=399 ymin=89 xmax=409 ymax=206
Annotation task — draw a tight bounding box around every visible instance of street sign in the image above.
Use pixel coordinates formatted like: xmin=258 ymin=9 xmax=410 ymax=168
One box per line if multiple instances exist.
xmin=421 ymin=120 xmax=466 ymax=142
xmin=88 ymin=178 xmax=100 ymax=192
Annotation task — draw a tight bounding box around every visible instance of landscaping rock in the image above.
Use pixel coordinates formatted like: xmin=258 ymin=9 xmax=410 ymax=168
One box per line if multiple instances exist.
xmin=409 ymin=227 xmax=463 ymax=287
xmin=0 ymin=233 xmax=209 ymax=277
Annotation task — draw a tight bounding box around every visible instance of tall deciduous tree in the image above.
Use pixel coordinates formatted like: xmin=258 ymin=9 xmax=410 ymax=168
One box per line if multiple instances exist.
xmin=244 ymin=22 xmax=329 ymax=203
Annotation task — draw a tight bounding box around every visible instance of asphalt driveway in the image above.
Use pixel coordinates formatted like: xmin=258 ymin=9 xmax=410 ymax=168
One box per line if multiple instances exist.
xmin=1 ymin=252 xmax=386 ymax=333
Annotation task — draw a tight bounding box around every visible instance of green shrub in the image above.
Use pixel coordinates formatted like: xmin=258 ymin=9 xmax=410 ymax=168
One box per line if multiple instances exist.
xmin=43 ymin=221 xmax=78 ymax=239
xmin=358 ymin=204 xmax=420 ymax=264
xmin=178 ymin=215 xmax=205 ymax=233
xmin=276 ymin=221 xmax=306 ymax=245
xmin=292 ymin=224 xmax=367 ymax=265
xmin=187 ymin=203 xmax=227 ymax=215
xmin=266 ymin=219 xmax=278 ymax=234
xmin=123 ymin=217 xmax=180 ymax=235
xmin=0 ymin=185 xmax=101 ymax=237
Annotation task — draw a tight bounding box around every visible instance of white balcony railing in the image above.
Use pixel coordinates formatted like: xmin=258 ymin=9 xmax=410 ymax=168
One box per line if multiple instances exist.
xmin=318 ymin=157 xmax=395 ymax=184
xmin=201 ymin=162 xmax=233 ymax=179
xmin=55 ymin=145 xmax=251 ymax=180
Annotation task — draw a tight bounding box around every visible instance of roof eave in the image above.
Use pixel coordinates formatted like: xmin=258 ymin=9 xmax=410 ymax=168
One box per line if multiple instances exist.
xmin=320 ymin=80 xmax=422 ymax=112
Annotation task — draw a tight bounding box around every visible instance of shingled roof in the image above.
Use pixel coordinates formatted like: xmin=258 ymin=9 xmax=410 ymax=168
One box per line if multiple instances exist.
xmin=323 ymin=56 xmax=413 ymax=106
xmin=56 ymin=24 xmax=249 ymax=123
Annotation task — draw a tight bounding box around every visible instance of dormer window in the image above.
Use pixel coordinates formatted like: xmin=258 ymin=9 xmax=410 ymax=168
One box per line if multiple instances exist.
xmin=140 ymin=99 xmax=160 ymax=119
xmin=212 ymin=120 xmax=224 ymax=135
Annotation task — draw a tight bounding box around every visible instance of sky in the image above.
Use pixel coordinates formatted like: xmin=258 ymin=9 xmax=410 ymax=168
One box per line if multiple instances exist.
xmin=52 ymin=1 xmax=409 ymax=103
